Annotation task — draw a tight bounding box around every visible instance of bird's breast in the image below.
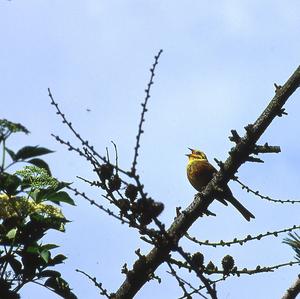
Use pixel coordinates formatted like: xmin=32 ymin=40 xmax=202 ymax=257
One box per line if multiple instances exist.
xmin=187 ymin=160 xmax=215 ymax=191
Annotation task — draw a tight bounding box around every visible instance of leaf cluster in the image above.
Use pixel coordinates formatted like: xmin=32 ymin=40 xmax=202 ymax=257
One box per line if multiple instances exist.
xmin=0 ymin=119 xmax=76 ymax=298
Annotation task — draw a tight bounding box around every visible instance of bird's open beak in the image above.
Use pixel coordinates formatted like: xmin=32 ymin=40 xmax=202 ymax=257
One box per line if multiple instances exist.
xmin=186 ymin=148 xmax=194 ymax=156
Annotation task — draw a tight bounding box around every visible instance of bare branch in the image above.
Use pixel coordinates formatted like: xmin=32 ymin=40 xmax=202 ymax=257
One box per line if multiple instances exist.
xmin=114 ymin=66 xmax=300 ymax=298
xmin=131 ymin=49 xmax=163 ymax=175
xmin=176 ymin=246 xmax=217 ymax=299
xmin=235 ymin=178 xmax=300 ymax=204
xmin=253 ymin=143 xmax=281 ymax=154
xmin=185 ymin=225 xmax=300 ymax=247
xmin=166 ymin=262 xmax=194 ymax=299
xmin=282 ymin=275 xmax=300 ymax=299
xmin=76 ymin=269 xmax=110 ymax=298
xmin=67 ymin=186 xmax=129 ymax=224
xmin=170 ymin=258 xmax=299 ymax=276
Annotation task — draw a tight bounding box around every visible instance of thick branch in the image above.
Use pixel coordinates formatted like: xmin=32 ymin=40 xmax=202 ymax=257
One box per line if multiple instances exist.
xmin=282 ymin=275 xmax=300 ymax=299
xmin=114 ymin=66 xmax=300 ymax=298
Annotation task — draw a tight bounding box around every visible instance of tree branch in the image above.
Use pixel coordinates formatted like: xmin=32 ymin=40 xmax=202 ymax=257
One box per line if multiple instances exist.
xmin=282 ymin=275 xmax=300 ymax=299
xmin=114 ymin=66 xmax=300 ymax=298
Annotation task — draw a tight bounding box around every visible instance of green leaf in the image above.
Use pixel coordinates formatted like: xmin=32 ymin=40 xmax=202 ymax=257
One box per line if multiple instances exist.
xmin=44 ymin=276 xmax=57 ymax=289
xmin=49 ymin=254 xmax=67 ymax=266
xmin=8 ymin=257 xmax=22 ymax=275
xmin=34 ymin=182 xmax=71 ymax=203
xmin=5 ymin=147 xmax=16 ymax=161
xmin=28 ymin=213 xmax=67 ymax=233
xmin=6 ymin=228 xmax=18 ymax=239
xmin=15 ymin=146 xmax=54 ymax=161
xmin=19 ymin=220 xmax=47 ymax=244
xmin=41 ymin=244 xmax=59 ymax=251
xmin=0 ymin=173 xmax=21 ymax=195
xmin=40 ymin=249 xmax=50 ymax=263
xmin=27 ymin=158 xmax=52 ymax=175
xmin=34 ymin=189 xmax=51 ymax=203
xmin=55 ymin=181 xmax=72 ymax=191
xmin=47 ymin=191 xmax=75 ymax=206
xmin=29 ymin=189 xmax=40 ymax=201
xmin=39 ymin=270 xmax=61 ymax=278
xmin=26 ymin=245 xmax=40 ymax=254
xmin=44 ymin=277 xmax=77 ymax=299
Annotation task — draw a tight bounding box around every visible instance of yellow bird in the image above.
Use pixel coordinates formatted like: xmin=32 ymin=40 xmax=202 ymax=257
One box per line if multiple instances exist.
xmin=186 ymin=148 xmax=255 ymax=221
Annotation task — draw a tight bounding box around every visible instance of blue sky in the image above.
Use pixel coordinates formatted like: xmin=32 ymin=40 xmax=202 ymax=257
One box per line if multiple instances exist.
xmin=1 ymin=1 xmax=300 ymax=298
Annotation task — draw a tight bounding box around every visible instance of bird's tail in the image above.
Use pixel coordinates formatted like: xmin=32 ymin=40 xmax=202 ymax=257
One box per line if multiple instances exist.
xmin=227 ymin=196 xmax=255 ymax=221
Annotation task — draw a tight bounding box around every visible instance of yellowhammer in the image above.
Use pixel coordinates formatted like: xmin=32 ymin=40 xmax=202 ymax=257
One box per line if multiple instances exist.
xmin=186 ymin=148 xmax=255 ymax=221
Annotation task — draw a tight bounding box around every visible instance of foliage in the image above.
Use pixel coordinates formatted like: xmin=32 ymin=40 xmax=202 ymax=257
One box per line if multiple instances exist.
xmin=283 ymin=233 xmax=300 ymax=262
xmin=0 ymin=119 xmax=77 ymax=299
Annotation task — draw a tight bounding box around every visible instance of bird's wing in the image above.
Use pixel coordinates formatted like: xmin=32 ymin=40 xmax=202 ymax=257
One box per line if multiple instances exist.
xmin=200 ymin=161 xmax=229 ymax=206
xmin=195 ymin=160 xmax=216 ymax=178
xmin=196 ymin=162 xmax=254 ymax=220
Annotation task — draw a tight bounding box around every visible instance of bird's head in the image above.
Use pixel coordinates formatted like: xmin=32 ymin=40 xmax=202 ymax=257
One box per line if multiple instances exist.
xmin=186 ymin=148 xmax=208 ymax=161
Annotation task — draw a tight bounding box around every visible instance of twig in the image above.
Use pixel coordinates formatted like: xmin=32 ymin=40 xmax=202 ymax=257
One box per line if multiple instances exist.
xmin=167 ymin=264 xmax=208 ymax=299
xmin=67 ymin=186 xmax=129 ymax=224
xmin=131 ymin=49 xmax=163 ymax=175
xmin=51 ymin=134 xmax=89 ymax=159
xmin=178 ymin=278 xmax=225 ymax=299
xmin=166 ymin=262 xmax=195 ymax=299
xmin=76 ymin=269 xmax=110 ymax=298
xmin=48 ymin=88 xmax=106 ymax=163
xmin=111 ymin=141 xmax=119 ymax=175
xmin=176 ymin=246 xmax=217 ymax=299
xmin=253 ymin=143 xmax=281 ymax=154
xmin=170 ymin=258 xmax=299 ymax=275
xmin=185 ymin=225 xmax=300 ymax=247
xmin=235 ymin=178 xmax=300 ymax=204
xmin=114 ymin=66 xmax=300 ymax=298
